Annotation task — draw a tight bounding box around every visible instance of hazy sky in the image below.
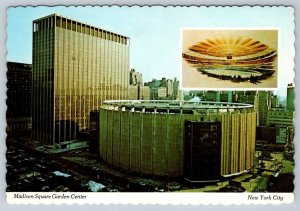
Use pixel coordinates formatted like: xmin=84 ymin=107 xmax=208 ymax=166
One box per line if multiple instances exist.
xmin=7 ymin=6 xmax=294 ymax=96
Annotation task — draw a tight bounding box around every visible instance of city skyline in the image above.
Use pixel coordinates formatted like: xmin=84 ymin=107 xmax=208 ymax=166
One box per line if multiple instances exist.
xmin=7 ymin=6 xmax=294 ymax=96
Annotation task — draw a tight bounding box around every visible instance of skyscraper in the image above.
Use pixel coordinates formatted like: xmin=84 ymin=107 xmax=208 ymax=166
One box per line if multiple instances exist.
xmin=32 ymin=14 xmax=130 ymax=145
xmin=286 ymin=83 xmax=295 ymax=110
xmin=258 ymin=91 xmax=271 ymax=126
xmin=271 ymin=93 xmax=279 ymax=108
xmin=172 ymin=78 xmax=179 ymax=99
xmin=128 ymin=69 xmax=150 ymax=100
xmin=129 ymin=68 xmax=143 ymax=86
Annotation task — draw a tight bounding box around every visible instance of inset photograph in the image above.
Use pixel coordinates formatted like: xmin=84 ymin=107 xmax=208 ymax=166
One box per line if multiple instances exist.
xmin=181 ymin=29 xmax=278 ymax=89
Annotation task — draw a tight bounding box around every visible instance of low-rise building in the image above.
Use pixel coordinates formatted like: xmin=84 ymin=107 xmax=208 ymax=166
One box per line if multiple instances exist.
xmin=266 ymin=108 xmax=294 ymax=144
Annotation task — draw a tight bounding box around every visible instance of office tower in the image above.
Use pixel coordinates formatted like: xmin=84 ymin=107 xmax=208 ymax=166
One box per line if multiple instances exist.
xmin=172 ymin=78 xmax=179 ymax=99
xmin=286 ymin=83 xmax=295 ymax=110
xmin=128 ymin=69 xmax=150 ymax=100
xmin=128 ymin=85 xmax=150 ymax=100
xmin=258 ymin=91 xmax=271 ymax=126
xmin=139 ymin=86 xmax=150 ymax=100
xmin=145 ymin=79 xmax=160 ymax=100
xmin=216 ymin=91 xmax=221 ymax=102
xmin=267 ymin=108 xmax=294 ymax=128
xmin=227 ymin=91 xmax=233 ymax=103
xmin=271 ymin=93 xmax=279 ymax=108
xmin=6 ymin=62 xmax=32 ymax=134
xmin=177 ymin=90 xmax=184 ymax=101
xmin=158 ymin=87 xmax=167 ymax=98
xmin=129 ymin=69 xmax=143 ymax=85
xmin=32 ymin=14 xmax=130 ymax=145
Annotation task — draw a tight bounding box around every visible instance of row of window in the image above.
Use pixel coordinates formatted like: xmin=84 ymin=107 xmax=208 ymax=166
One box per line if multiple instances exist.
xmin=33 ymin=15 xmax=129 ymax=45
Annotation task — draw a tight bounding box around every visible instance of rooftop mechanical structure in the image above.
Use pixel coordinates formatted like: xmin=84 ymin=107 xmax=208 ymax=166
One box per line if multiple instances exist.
xmin=98 ymin=100 xmax=256 ymax=181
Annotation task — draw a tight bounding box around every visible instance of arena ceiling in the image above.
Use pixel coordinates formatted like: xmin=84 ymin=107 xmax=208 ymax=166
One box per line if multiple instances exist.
xmin=188 ymin=36 xmax=269 ymax=59
xmin=182 ymin=35 xmax=277 ymax=83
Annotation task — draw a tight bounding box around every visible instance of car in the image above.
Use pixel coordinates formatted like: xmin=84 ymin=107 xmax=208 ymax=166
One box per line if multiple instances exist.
xmin=154 ymin=187 xmax=164 ymax=192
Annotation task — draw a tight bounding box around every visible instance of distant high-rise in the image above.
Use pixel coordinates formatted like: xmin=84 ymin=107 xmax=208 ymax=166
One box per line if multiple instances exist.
xmin=32 ymin=14 xmax=130 ymax=145
xmin=145 ymin=77 xmax=179 ymax=100
xmin=172 ymin=78 xmax=179 ymax=99
xmin=267 ymin=108 xmax=294 ymax=128
xmin=7 ymin=62 xmax=32 ymax=134
xmin=267 ymin=108 xmax=294 ymax=144
xmin=286 ymin=83 xmax=295 ymax=110
xmin=227 ymin=91 xmax=233 ymax=103
xmin=216 ymin=91 xmax=221 ymax=102
xmin=234 ymin=91 xmax=257 ymax=105
xmin=258 ymin=91 xmax=272 ymax=126
xmin=271 ymin=93 xmax=279 ymax=108
xmin=128 ymin=69 xmax=150 ymax=100
xmin=203 ymin=91 xmax=218 ymax=101
xmin=129 ymin=69 xmax=143 ymax=85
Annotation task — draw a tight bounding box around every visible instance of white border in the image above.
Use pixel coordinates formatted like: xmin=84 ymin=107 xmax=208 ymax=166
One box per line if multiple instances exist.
xmin=179 ymin=27 xmax=281 ymax=91
xmin=6 ymin=192 xmax=294 ymax=205
xmin=2 ymin=5 xmax=296 ymax=209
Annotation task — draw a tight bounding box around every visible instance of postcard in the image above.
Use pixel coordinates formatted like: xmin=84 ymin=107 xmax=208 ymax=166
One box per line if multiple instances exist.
xmin=5 ymin=5 xmax=295 ymax=205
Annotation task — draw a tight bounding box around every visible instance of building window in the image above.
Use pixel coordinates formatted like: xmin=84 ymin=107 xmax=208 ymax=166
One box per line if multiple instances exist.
xmin=72 ymin=22 xmax=76 ymax=31
xmin=85 ymin=25 xmax=89 ymax=35
xmin=34 ymin=23 xmax=38 ymax=32
xmin=77 ymin=24 xmax=81 ymax=33
xmin=62 ymin=18 xmax=66 ymax=28
xmin=67 ymin=20 xmax=71 ymax=30
xmin=56 ymin=17 xmax=61 ymax=27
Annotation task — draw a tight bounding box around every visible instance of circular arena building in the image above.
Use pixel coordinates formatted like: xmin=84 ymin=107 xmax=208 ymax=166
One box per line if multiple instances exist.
xmin=182 ymin=36 xmax=277 ymax=83
xmin=98 ymin=100 xmax=256 ymax=181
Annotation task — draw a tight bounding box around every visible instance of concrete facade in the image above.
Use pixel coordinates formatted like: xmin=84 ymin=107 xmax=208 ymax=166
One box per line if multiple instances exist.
xmin=98 ymin=100 xmax=256 ymax=179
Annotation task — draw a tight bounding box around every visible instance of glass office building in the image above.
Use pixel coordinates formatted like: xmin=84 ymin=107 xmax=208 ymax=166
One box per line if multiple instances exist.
xmin=32 ymin=14 xmax=130 ymax=145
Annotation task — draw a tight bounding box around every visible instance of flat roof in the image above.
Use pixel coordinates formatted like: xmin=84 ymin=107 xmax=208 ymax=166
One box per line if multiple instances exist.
xmin=102 ymin=100 xmax=254 ymax=109
xmin=33 ymin=13 xmax=129 ymax=39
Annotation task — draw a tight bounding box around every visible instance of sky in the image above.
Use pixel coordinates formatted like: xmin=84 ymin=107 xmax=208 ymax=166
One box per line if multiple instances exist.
xmin=7 ymin=6 xmax=295 ymax=96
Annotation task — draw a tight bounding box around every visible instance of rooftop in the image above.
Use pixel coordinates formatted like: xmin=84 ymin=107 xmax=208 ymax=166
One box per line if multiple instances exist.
xmin=33 ymin=13 xmax=129 ymax=40
xmin=102 ymin=100 xmax=254 ymax=110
